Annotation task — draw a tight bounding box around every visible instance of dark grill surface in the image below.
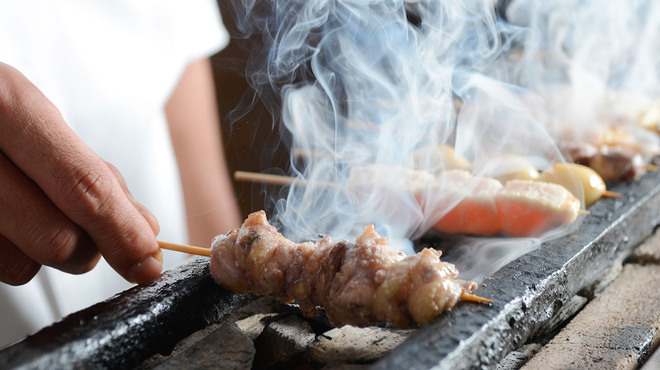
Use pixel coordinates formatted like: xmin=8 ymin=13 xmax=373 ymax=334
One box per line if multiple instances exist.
xmin=377 ymin=170 xmax=660 ymax=369
xmin=1 ymin=171 xmax=660 ymax=369
xmin=0 ymin=260 xmax=254 ymax=369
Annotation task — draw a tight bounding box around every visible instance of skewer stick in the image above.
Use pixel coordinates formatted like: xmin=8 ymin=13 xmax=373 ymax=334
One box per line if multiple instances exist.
xmin=234 ymin=171 xmax=340 ymax=188
xmin=460 ymin=293 xmax=492 ymax=304
xmin=643 ymin=164 xmax=659 ymax=172
xmin=578 ymin=209 xmax=591 ymax=215
xmin=235 ymin=171 xmax=303 ymax=186
xmin=158 ymin=240 xmax=211 ymax=257
xmin=601 ymin=190 xmax=622 ymax=199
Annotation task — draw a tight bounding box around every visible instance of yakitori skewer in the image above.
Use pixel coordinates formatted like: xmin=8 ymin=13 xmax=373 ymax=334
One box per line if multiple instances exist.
xmin=209 ymin=211 xmax=490 ymax=328
xmin=158 ymin=238 xmax=491 ymax=308
xmin=234 ymin=167 xmax=586 ymax=237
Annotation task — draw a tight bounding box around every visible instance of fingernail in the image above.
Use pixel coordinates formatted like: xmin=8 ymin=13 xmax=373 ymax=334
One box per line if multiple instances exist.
xmin=127 ymin=254 xmax=163 ymax=284
xmin=152 ymin=249 xmax=163 ymax=263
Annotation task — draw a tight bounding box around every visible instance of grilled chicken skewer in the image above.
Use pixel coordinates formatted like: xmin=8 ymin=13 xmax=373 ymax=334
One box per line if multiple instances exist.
xmin=207 ymin=211 xmax=489 ymax=328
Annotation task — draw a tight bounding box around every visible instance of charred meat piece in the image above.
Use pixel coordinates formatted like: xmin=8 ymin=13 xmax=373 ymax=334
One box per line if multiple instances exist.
xmin=210 ymin=211 xmax=478 ymax=328
xmin=562 ymin=142 xmax=645 ymax=181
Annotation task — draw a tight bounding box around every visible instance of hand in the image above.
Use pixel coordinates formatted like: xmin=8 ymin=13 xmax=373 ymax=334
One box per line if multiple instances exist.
xmin=0 ymin=62 xmax=162 ymax=285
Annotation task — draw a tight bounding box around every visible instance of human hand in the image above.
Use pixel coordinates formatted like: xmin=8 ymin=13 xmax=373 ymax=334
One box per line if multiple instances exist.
xmin=0 ymin=62 xmax=162 ymax=285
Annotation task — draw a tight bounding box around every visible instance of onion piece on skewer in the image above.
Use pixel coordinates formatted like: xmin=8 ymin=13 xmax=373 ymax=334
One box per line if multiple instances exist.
xmin=413 ymin=144 xmax=471 ymax=174
xmin=539 ymin=163 xmax=621 ymax=207
xmin=472 ymin=154 xmax=540 ymax=184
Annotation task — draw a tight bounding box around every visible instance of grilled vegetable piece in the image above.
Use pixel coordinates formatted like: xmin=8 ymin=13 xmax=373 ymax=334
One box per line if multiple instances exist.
xmin=413 ymin=144 xmax=471 ymax=174
xmin=473 ymin=154 xmax=540 ymax=184
xmin=539 ymin=162 xmax=619 ymax=207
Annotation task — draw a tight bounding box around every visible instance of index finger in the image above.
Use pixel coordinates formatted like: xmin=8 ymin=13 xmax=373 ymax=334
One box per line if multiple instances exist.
xmin=0 ymin=63 xmax=162 ymax=283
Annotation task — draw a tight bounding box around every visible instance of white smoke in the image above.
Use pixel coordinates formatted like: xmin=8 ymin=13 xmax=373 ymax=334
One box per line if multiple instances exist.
xmin=223 ymin=0 xmax=660 ymax=280
xmin=505 ymin=0 xmax=660 ymax=146
xmin=244 ymin=1 xmax=561 ymax=243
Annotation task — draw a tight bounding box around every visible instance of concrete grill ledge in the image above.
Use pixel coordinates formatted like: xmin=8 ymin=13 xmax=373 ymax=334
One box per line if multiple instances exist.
xmin=1 ymin=172 xmax=660 ymax=368
xmin=376 ymin=170 xmax=660 ymax=369
xmin=0 ymin=259 xmax=254 ymax=369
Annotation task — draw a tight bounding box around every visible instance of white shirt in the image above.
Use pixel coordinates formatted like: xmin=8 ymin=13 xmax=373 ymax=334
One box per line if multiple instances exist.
xmin=0 ymin=0 xmax=229 ymax=348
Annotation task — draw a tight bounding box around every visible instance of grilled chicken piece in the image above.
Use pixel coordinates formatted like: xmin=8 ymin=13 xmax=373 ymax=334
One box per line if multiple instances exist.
xmin=210 ymin=211 xmax=478 ymax=328
xmin=424 ymin=170 xmax=581 ymax=237
xmin=424 ymin=170 xmax=503 ymax=236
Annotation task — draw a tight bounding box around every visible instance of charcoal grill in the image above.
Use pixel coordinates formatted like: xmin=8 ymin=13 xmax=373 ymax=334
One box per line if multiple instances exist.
xmin=1 ymin=171 xmax=660 ymax=369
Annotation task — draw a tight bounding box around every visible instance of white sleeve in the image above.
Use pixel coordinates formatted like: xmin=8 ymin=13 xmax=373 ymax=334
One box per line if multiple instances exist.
xmin=170 ymin=0 xmax=230 ymax=62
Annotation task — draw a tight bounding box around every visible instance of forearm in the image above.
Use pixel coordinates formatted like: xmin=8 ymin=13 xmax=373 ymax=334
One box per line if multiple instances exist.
xmin=166 ymin=58 xmax=242 ymax=247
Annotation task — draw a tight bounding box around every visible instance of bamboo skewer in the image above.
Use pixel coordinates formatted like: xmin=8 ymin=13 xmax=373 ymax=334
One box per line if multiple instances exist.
xmin=234 ymin=170 xmax=593 ymax=221
xmin=158 ymin=240 xmax=211 ymax=257
xmin=234 ymin=170 xmax=340 ymax=188
xmin=643 ymin=164 xmax=659 ymax=172
xmin=602 ymin=190 xmax=622 ymax=198
xmin=235 ymin=171 xmax=303 ymax=186
xmin=460 ymin=293 xmax=493 ymax=304
xmin=157 ymin=240 xmax=492 ymax=305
